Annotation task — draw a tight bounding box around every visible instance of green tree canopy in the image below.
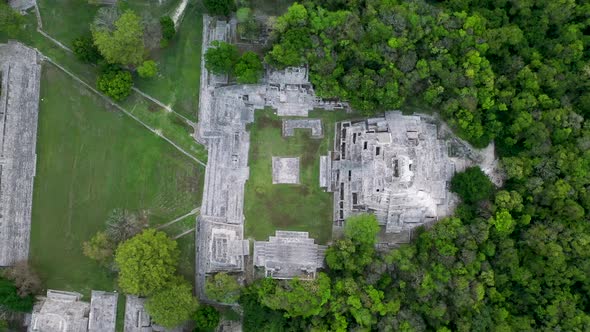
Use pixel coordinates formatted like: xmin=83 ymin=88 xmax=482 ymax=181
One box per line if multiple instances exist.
xmin=96 ymin=66 xmax=133 ymax=101
xmin=450 ymin=166 xmax=494 ymax=204
xmin=193 ymin=305 xmax=220 ymax=331
xmin=205 ymin=272 xmax=240 ymax=303
xmin=159 ymin=16 xmax=175 ymax=43
xmin=92 ymin=10 xmax=145 ymax=67
xmin=115 ymin=229 xmax=179 ymax=296
xmin=137 ymin=60 xmax=158 ymax=78
xmin=204 ymin=41 xmax=239 ymax=76
xmin=259 ymin=273 xmax=331 ymax=318
xmin=0 ymin=277 xmax=34 ymax=312
xmin=0 ymin=2 xmax=23 ymax=36
xmin=204 ymin=0 xmax=236 ymax=17
xmin=82 ymin=231 xmax=114 ymax=265
xmin=145 ymin=278 xmax=198 ymax=328
xmin=72 ymin=35 xmax=102 ymax=63
xmin=235 ymin=52 xmax=264 ymax=84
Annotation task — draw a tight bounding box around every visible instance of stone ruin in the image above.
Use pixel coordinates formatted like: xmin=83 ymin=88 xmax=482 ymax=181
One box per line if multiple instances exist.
xmin=28 ymin=290 xmax=117 ymax=332
xmin=282 ymin=119 xmax=323 ymax=138
xmin=0 ymin=41 xmax=41 ymax=266
xmin=322 ymin=111 xmax=483 ymax=246
xmin=8 ymin=0 xmax=35 ymax=12
xmin=124 ymin=295 xmax=184 ymax=332
xmin=254 ymin=231 xmax=326 ymax=280
xmin=272 ymin=157 xmax=300 ymax=184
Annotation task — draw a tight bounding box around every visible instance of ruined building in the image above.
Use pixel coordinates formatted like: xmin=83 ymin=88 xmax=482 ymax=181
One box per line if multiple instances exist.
xmin=254 ymin=231 xmax=326 ymax=280
xmin=0 ymin=42 xmax=41 ymax=266
xmin=323 ymin=111 xmax=474 ymax=246
xmin=28 ymin=290 xmax=118 ymax=332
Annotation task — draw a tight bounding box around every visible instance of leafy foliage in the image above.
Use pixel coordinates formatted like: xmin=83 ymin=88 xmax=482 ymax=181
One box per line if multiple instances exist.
xmin=137 ymin=60 xmax=158 ymax=78
xmin=235 ymin=51 xmax=264 ymax=84
xmin=159 ymin=16 xmax=175 ymax=43
xmin=2 ymin=261 xmax=42 ymax=297
xmin=193 ymin=305 xmax=220 ymax=331
xmin=92 ymin=10 xmax=145 ymax=66
xmin=0 ymin=278 xmax=34 ymax=312
xmin=96 ymin=66 xmax=133 ymax=101
xmin=145 ymin=278 xmax=198 ymax=328
xmin=0 ymin=2 xmax=23 ymax=36
xmin=105 ymin=209 xmax=147 ymax=243
xmin=204 ymin=41 xmax=239 ymax=76
xmin=115 ymin=229 xmax=179 ymax=296
xmin=72 ymin=35 xmax=102 ymax=63
xmin=82 ymin=231 xmax=114 ymax=265
xmin=450 ymin=166 xmax=495 ymax=204
xmin=205 ymin=272 xmax=240 ymax=303
xmin=204 ymin=0 xmax=236 ymax=17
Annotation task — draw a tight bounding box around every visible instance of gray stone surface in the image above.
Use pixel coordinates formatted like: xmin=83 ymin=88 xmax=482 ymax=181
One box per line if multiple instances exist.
xmin=8 ymin=0 xmax=36 ymax=12
xmin=282 ymin=119 xmax=323 ymax=138
xmin=272 ymin=157 xmax=300 ymax=184
xmin=29 ymin=290 xmax=118 ymax=332
xmin=124 ymin=296 xmax=184 ymax=332
xmin=0 ymin=41 xmax=41 ymax=266
xmin=88 ymin=291 xmax=117 ymax=332
xmin=326 ymin=111 xmax=471 ymax=246
xmin=254 ymin=231 xmax=326 ymax=280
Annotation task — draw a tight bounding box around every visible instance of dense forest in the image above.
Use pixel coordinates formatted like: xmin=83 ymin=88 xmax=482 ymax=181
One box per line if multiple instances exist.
xmin=242 ymin=0 xmax=590 ymax=331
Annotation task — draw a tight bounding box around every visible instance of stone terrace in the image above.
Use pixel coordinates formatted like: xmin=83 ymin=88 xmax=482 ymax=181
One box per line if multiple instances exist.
xmin=282 ymin=119 xmax=323 ymax=138
xmin=0 ymin=41 xmax=41 ymax=266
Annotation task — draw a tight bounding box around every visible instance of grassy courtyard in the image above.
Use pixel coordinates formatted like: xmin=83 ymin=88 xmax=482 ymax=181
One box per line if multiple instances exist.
xmin=30 ymin=65 xmax=203 ymax=296
xmin=244 ymin=109 xmax=356 ymax=244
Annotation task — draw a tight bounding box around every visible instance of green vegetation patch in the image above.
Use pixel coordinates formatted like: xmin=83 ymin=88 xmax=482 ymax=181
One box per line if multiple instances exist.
xmin=30 ymin=65 xmax=203 ymax=296
xmin=244 ymin=109 xmax=356 ymax=244
xmin=135 ymin=3 xmax=204 ymax=121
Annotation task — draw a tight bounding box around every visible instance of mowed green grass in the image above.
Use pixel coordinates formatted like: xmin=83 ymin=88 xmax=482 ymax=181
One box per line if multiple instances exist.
xmin=30 ymin=65 xmax=203 ymax=296
xmin=37 ymin=0 xmax=202 ymax=120
xmin=244 ymin=109 xmax=355 ymax=244
xmin=134 ymin=3 xmax=203 ymax=121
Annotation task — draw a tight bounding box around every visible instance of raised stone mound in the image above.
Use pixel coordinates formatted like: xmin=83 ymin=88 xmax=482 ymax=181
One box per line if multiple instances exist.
xmin=272 ymin=157 xmax=300 ymax=184
xmin=0 ymin=41 xmax=41 ymax=266
xmin=326 ymin=111 xmax=483 ymax=246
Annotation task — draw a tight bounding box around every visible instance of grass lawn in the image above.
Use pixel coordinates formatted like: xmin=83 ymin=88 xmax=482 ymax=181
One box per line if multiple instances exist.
xmin=244 ymin=109 xmax=357 ymax=244
xmin=30 ymin=65 xmax=203 ymax=296
xmin=134 ymin=3 xmax=203 ymax=121
xmin=36 ymin=0 xmax=180 ymax=47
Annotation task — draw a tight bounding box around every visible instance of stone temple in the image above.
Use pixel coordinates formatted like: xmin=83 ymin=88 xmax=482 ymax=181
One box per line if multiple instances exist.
xmin=323 ymin=111 xmax=476 ymax=246
xmin=254 ymin=231 xmax=326 ymax=280
xmin=0 ymin=41 xmax=41 ymax=266
xmin=28 ymin=290 xmax=118 ymax=332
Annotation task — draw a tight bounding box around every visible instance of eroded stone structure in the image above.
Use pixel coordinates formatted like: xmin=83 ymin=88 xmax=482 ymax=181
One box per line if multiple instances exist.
xmin=282 ymin=119 xmax=323 ymax=138
xmin=323 ymin=111 xmax=477 ymax=246
xmin=272 ymin=157 xmax=300 ymax=184
xmin=254 ymin=231 xmax=326 ymax=280
xmin=0 ymin=41 xmax=41 ymax=266
xmin=28 ymin=290 xmax=117 ymax=332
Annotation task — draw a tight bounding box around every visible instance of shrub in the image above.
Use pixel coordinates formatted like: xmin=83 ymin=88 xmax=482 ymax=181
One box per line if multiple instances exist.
xmin=72 ymin=35 xmax=102 ymax=63
xmin=204 ymin=41 xmax=239 ymax=75
xmin=0 ymin=278 xmax=34 ymax=312
xmin=234 ymin=51 xmax=263 ymax=84
xmin=137 ymin=60 xmax=158 ymax=78
xmin=205 ymin=272 xmax=240 ymax=303
xmin=96 ymin=66 xmax=133 ymax=101
xmin=204 ymin=0 xmax=236 ymax=17
xmin=450 ymin=166 xmax=494 ymax=204
xmin=160 ymin=16 xmax=175 ymax=43
xmin=193 ymin=305 xmax=220 ymax=331
xmin=146 ymin=278 xmax=198 ymax=328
